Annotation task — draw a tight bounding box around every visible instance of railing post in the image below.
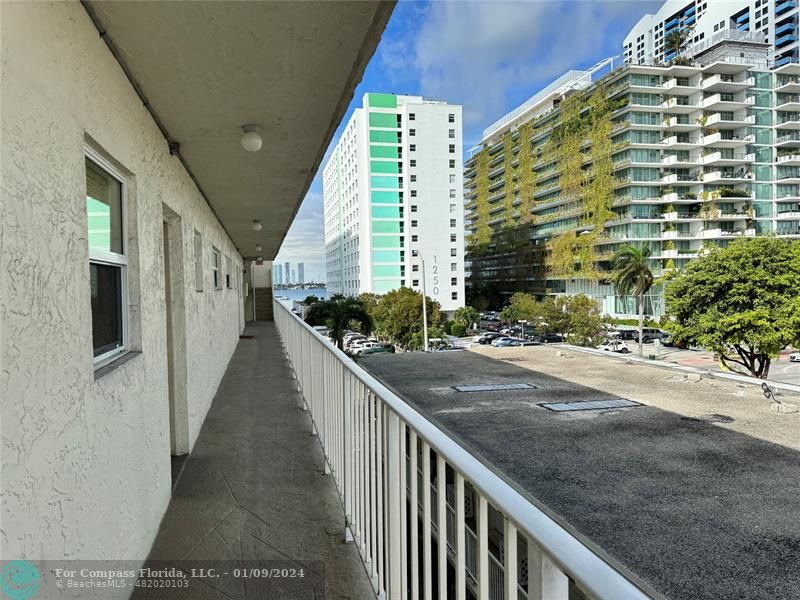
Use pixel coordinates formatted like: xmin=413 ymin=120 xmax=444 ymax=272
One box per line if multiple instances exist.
xmin=344 ymin=367 xmax=353 ymax=542
xmin=437 ymin=454 xmax=447 ymax=600
xmin=528 ymin=545 xmax=569 ymax=600
xmin=409 ymin=430 xmax=419 ymax=600
xmin=387 ymin=410 xmax=402 ymax=600
xmin=504 ymin=517 xmax=518 ymax=600
xmin=478 ymin=495 xmax=489 ymax=599
xmin=422 ymin=442 xmax=432 ymax=600
xmin=455 ymin=473 xmax=466 ymax=600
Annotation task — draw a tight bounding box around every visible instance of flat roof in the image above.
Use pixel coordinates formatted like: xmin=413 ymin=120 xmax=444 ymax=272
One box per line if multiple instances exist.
xmin=361 ymin=348 xmax=800 ymax=600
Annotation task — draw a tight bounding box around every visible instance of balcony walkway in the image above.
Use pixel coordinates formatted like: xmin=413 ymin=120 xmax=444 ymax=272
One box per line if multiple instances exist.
xmin=138 ymin=321 xmax=375 ymax=599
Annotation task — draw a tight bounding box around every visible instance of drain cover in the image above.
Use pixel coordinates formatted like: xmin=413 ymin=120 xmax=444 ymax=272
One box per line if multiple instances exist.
xmin=452 ymin=383 xmax=537 ymax=393
xmin=540 ymin=398 xmax=642 ymax=412
xmin=682 ymin=414 xmax=735 ymax=424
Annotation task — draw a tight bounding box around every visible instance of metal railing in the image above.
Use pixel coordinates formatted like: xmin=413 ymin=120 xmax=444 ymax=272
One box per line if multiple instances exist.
xmin=273 ymin=300 xmax=654 ymax=600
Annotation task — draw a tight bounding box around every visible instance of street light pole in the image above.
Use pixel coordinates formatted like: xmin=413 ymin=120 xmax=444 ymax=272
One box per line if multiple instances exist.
xmin=421 ymin=257 xmax=429 ymax=352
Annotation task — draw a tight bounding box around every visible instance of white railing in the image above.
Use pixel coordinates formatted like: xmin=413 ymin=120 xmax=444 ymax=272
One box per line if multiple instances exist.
xmin=273 ymin=300 xmax=653 ymax=600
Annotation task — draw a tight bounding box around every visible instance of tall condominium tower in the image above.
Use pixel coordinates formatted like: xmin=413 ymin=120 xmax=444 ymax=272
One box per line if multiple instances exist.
xmin=624 ymin=0 xmax=800 ymax=67
xmin=274 ymin=263 xmax=282 ymax=285
xmin=465 ymin=35 xmax=799 ymax=317
xmin=284 ymin=261 xmax=291 ymax=284
xmin=298 ymin=262 xmax=305 ymax=284
xmin=323 ymin=93 xmax=465 ymax=312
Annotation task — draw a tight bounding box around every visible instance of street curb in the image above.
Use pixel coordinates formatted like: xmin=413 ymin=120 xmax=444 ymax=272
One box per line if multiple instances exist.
xmin=560 ymin=344 xmax=800 ymax=397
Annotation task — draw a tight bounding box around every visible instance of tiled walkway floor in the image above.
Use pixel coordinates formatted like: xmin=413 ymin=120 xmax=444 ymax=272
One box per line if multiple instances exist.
xmin=136 ymin=321 xmax=375 ymax=599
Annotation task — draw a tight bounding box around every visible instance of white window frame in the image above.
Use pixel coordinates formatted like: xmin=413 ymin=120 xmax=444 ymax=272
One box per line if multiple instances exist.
xmin=225 ymin=256 xmax=232 ymax=289
xmin=85 ymin=146 xmax=129 ymax=368
xmin=211 ymin=246 xmax=222 ymax=290
xmin=194 ymin=229 xmax=204 ymax=291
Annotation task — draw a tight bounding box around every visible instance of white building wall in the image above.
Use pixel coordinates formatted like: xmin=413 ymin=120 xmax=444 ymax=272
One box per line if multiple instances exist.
xmin=1 ymin=1 xmax=243 ymax=578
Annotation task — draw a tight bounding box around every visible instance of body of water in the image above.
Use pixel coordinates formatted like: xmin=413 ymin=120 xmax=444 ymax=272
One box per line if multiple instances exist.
xmin=274 ymin=288 xmax=328 ymax=303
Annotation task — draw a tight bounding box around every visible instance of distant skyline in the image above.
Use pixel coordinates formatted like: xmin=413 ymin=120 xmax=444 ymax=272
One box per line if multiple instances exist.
xmin=273 ymin=0 xmax=662 ymax=280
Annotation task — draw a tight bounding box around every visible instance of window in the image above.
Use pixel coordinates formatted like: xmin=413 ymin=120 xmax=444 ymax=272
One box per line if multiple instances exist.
xmin=449 ymin=144 xmax=455 ymax=153
xmin=449 ymin=189 xmax=456 ymax=198
xmin=410 ymin=144 xmax=416 ymax=151
xmin=450 ymin=203 xmax=456 ymax=213
xmin=211 ymin=246 xmax=222 ymax=290
xmin=450 ymin=219 xmax=457 ymax=227
xmin=449 ymin=174 xmax=456 ymax=184
xmin=450 ymin=234 xmax=457 ymax=242
xmin=411 ymin=205 xmax=418 ymax=212
xmin=410 ymin=190 xmax=417 ymax=198
xmin=448 ymin=113 xmax=455 ymax=123
xmin=449 ymin=129 xmax=455 ymax=138
xmin=409 ymin=113 xmax=416 ymax=120
xmin=411 ymin=235 xmax=418 ymax=242
xmin=412 ymin=249 xmax=419 ymax=257
xmin=410 ymin=175 xmax=417 ymax=182
xmin=410 ymin=128 xmax=416 ymax=136
xmin=410 ymin=159 xmax=416 ymax=167
xmin=450 ymin=262 xmax=457 ymax=272
xmin=86 ymin=154 xmax=128 ymax=364
xmin=411 ymin=220 xmax=418 ymax=227
xmin=225 ymin=256 xmax=232 ymax=288
xmin=449 ymin=159 xmax=456 ymax=168
xmin=451 ymin=292 xmax=458 ymax=300
xmin=412 ymin=279 xmax=419 ymax=286
xmin=412 ymin=265 xmax=419 ymax=272
xmin=451 ymin=277 xmax=458 ymax=286
xmin=194 ymin=230 xmax=203 ymax=291
xmin=450 ymin=248 xmax=457 ymax=256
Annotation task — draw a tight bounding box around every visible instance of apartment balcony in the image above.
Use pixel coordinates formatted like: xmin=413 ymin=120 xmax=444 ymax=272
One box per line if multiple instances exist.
xmin=701 ymin=151 xmax=754 ymax=166
xmin=270 ymin=302 xmax=653 ymax=600
xmin=777 ymin=114 xmax=800 ymax=130
xmin=701 ymin=132 xmax=753 ymax=147
xmin=776 ymin=77 xmax=800 ymax=94
xmin=702 ymin=170 xmax=752 ymax=184
xmin=661 ymin=154 xmax=700 ymax=167
xmin=777 ymin=172 xmax=800 ymax=184
xmin=777 ymin=132 xmax=800 ymax=147
xmin=661 ymin=173 xmax=700 ymax=184
xmin=701 ymin=93 xmax=753 ymax=111
xmin=661 ymin=78 xmax=696 ymax=94
xmin=663 ymin=116 xmax=699 ymax=131
xmin=659 ymin=135 xmax=700 ymax=149
xmin=661 ymin=192 xmax=701 ymax=204
xmin=776 ymin=95 xmax=800 ymax=111
xmin=703 ymin=112 xmax=754 ymax=128
xmin=777 ymin=152 xmax=800 ymax=165
xmin=777 ymin=210 xmax=800 ymax=219
xmin=700 ymin=74 xmax=754 ymax=93
xmin=660 ymin=97 xmax=699 ymax=113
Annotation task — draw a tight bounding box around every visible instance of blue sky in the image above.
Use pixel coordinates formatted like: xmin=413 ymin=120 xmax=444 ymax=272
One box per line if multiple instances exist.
xmin=275 ymin=0 xmax=662 ymax=282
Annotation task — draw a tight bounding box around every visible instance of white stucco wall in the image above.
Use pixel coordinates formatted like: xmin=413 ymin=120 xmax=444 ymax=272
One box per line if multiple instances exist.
xmin=1 ymin=0 xmax=244 ymax=578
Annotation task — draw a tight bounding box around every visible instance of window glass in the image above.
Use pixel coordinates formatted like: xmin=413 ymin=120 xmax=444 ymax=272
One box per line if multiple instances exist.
xmin=90 ymin=263 xmax=123 ymax=357
xmin=86 ymin=158 xmax=123 ymax=254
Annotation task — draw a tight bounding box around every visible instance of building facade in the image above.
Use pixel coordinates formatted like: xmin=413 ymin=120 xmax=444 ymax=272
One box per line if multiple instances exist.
xmin=284 ymin=261 xmax=291 ymax=284
xmin=274 ymin=263 xmax=283 ymax=285
xmin=624 ymin=0 xmax=800 ymax=67
xmin=323 ymin=93 xmax=466 ymax=312
xmin=465 ymin=36 xmax=800 ymax=316
xmin=298 ymin=261 xmax=305 ymax=283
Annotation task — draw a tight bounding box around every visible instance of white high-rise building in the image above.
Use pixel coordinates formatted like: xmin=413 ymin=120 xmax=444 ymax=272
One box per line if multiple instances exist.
xmin=624 ymin=0 xmax=800 ymax=67
xmin=323 ymin=93 xmax=465 ymax=312
xmin=298 ymin=262 xmax=305 ymax=284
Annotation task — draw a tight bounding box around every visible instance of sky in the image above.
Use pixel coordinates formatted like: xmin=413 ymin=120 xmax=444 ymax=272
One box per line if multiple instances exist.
xmin=274 ymin=0 xmax=662 ymax=283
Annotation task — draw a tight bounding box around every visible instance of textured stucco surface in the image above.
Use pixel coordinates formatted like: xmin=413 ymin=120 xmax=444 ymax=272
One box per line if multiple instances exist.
xmin=1 ymin=0 xmax=243 ymax=579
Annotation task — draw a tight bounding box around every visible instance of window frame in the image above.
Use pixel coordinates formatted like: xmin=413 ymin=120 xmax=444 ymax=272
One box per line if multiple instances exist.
xmin=211 ymin=246 xmax=222 ymax=290
xmin=85 ymin=147 xmax=130 ymax=368
xmin=194 ymin=229 xmax=204 ymax=292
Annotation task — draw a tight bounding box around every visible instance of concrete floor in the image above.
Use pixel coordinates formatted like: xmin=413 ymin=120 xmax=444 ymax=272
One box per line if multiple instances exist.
xmin=362 ymin=348 xmax=800 ymax=600
xmin=135 ymin=321 xmax=375 ymax=600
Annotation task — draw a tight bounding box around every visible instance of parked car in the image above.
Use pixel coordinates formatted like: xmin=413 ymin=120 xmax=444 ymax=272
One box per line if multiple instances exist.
xmin=352 ymin=342 xmax=382 ymax=355
xmin=790 ymin=351 xmax=800 ymax=363
xmin=635 ymin=328 xmax=667 ymax=343
xmin=509 ymin=340 xmax=541 ymax=347
xmin=476 ymin=332 xmax=503 ymax=344
xmin=360 ymin=344 xmax=395 ymax=355
xmin=598 ymin=339 xmax=631 ymax=353
xmin=491 ymin=336 xmax=515 ymax=347
xmin=613 ymin=329 xmax=638 ymax=341
xmin=536 ymin=333 xmax=565 ymax=343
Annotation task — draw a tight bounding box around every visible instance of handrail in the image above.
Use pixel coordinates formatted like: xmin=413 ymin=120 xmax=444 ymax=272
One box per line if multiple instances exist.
xmin=273 ymin=299 xmax=657 ymax=600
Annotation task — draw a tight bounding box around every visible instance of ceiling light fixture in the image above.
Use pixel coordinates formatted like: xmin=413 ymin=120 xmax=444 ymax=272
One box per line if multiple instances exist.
xmin=255 ymin=244 xmax=262 ymax=252
xmin=251 ymin=220 xmax=262 ymax=231
xmin=241 ymin=124 xmax=262 ymax=152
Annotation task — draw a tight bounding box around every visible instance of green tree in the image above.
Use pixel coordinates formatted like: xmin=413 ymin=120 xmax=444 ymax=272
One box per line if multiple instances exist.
xmin=305 ymin=294 xmax=373 ymax=351
xmin=612 ymin=245 xmax=655 ymax=356
xmin=303 ymin=294 xmax=320 ymax=305
xmin=499 ymin=292 xmax=538 ymax=324
xmin=372 ymin=287 xmax=443 ymax=349
xmin=664 ymin=26 xmax=694 ymax=60
xmin=453 ymin=306 xmax=480 ymax=330
xmin=665 ymin=237 xmax=800 ymax=378
xmin=450 ymin=322 xmax=467 ymax=338
xmin=560 ymin=294 xmax=606 ymax=347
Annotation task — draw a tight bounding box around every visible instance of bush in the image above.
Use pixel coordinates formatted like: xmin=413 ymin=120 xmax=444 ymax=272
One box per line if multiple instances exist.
xmin=450 ymin=323 xmax=466 ymax=338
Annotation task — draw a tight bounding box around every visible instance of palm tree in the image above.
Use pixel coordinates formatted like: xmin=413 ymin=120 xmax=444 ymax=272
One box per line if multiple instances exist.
xmin=453 ymin=306 xmax=480 ymax=330
xmin=664 ymin=26 xmax=694 ymax=60
xmin=305 ymin=294 xmax=373 ymax=351
xmin=612 ymin=245 xmax=655 ymax=356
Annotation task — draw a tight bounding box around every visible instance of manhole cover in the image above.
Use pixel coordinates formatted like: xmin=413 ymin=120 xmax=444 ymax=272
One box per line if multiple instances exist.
xmin=682 ymin=414 xmax=735 ymax=424
xmin=452 ymin=383 xmax=537 ymax=393
xmin=540 ymin=398 xmax=642 ymax=412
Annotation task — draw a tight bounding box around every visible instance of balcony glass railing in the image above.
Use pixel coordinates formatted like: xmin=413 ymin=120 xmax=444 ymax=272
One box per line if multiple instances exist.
xmin=273 ymin=301 xmax=653 ymax=600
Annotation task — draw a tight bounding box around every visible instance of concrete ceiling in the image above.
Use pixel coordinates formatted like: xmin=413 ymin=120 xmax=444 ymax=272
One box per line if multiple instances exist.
xmin=84 ymin=1 xmax=395 ymax=260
